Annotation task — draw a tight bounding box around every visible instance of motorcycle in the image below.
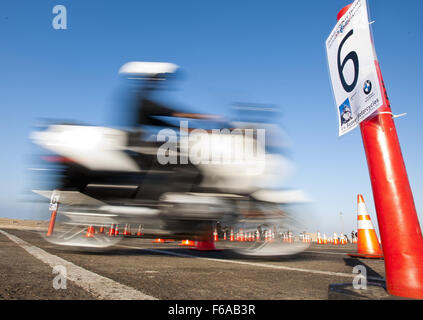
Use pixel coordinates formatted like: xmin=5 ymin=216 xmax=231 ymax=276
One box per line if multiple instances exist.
xmin=29 ymin=61 xmax=311 ymax=256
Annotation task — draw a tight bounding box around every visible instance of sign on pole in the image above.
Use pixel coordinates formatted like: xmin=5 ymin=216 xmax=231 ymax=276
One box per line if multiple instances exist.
xmin=49 ymin=191 xmax=60 ymax=211
xmin=326 ymin=0 xmax=383 ymax=136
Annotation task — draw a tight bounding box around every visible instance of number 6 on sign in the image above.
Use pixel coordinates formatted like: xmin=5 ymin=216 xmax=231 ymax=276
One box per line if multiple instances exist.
xmin=326 ymin=0 xmax=383 ymax=136
xmin=337 ymin=29 xmax=359 ymax=93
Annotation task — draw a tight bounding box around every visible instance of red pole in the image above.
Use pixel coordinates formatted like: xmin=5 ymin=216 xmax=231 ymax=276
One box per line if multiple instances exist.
xmin=46 ymin=208 xmax=58 ymax=237
xmin=338 ymin=4 xmax=423 ymax=299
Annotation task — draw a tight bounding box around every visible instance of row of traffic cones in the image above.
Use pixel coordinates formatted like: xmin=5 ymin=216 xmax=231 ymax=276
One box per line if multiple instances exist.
xmin=316 ymin=232 xmax=350 ymax=245
xmin=84 ymin=224 xmax=145 ymax=238
xmin=82 ymin=195 xmax=383 ymax=258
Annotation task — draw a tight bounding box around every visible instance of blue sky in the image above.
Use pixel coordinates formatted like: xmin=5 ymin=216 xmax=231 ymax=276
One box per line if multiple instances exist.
xmin=0 ymin=0 xmax=422 ymax=236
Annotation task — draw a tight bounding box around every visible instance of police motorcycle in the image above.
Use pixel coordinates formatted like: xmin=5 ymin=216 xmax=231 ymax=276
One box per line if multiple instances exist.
xmin=30 ymin=61 xmax=311 ymax=256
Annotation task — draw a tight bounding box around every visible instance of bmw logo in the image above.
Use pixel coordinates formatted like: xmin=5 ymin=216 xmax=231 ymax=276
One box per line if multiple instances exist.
xmin=363 ymin=80 xmax=372 ymax=95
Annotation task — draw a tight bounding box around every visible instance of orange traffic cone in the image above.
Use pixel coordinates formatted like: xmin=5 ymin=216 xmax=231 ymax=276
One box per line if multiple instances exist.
xmin=85 ymin=226 xmax=95 ymax=238
xmin=213 ymin=228 xmax=218 ymax=242
xmin=230 ymin=228 xmax=235 ymax=242
xmin=191 ymin=238 xmax=222 ymax=251
xmin=136 ymin=224 xmax=143 ymax=237
xmin=323 ymin=234 xmax=328 ymax=244
xmin=108 ymin=224 xmax=115 ymax=236
xmin=115 ymin=224 xmax=120 ymax=236
xmin=239 ymin=229 xmax=244 ymax=242
xmin=123 ymin=224 xmax=132 ymax=236
xmin=317 ymin=232 xmax=322 ymax=244
xmin=179 ymin=239 xmax=195 ymax=247
xmin=333 ymin=233 xmax=339 ymax=245
xmin=152 ymin=238 xmax=166 ymax=243
xmin=349 ymin=194 xmax=383 ymax=259
xmin=98 ymin=226 xmax=105 ymax=234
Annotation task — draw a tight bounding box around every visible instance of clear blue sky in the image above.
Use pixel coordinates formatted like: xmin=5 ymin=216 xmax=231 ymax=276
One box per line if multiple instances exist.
xmin=1 ymin=0 xmax=422 ymax=236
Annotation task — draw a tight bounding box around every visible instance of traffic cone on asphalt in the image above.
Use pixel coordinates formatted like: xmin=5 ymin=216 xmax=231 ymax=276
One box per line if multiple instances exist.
xmin=191 ymin=232 xmax=222 ymax=251
xmin=323 ymin=234 xmax=328 ymax=244
xmin=333 ymin=233 xmax=339 ymax=245
xmin=98 ymin=225 xmax=105 ymax=234
xmin=213 ymin=228 xmax=218 ymax=242
xmin=108 ymin=224 xmax=115 ymax=236
xmin=136 ymin=224 xmax=143 ymax=237
xmin=152 ymin=238 xmax=166 ymax=243
xmin=317 ymin=232 xmax=322 ymax=244
xmin=115 ymin=224 xmax=120 ymax=236
xmin=230 ymin=228 xmax=235 ymax=242
xmin=349 ymin=194 xmax=383 ymax=259
xmin=179 ymin=239 xmax=195 ymax=247
xmin=85 ymin=226 xmax=95 ymax=238
xmin=239 ymin=229 xmax=244 ymax=242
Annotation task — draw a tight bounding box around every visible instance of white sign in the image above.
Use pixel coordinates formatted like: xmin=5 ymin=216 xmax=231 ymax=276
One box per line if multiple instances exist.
xmin=326 ymin=0 xmax=383 ymax=136
xmin=49 ymin=191 xmax=60 ymax=211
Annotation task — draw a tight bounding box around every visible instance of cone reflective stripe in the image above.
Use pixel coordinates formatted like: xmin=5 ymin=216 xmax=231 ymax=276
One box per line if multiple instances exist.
xmin=335 ymin=3 xmax=423 ymax=300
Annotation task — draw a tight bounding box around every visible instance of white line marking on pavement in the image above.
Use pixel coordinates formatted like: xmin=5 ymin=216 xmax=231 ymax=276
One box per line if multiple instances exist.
xmin=0 ymin=229 xmax=157 ymax=300
xmin=121 ymin=245 xmax=384 ymax=281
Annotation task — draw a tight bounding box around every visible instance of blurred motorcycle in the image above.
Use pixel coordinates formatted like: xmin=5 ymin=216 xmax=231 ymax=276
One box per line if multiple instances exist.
xmin=30 ymin=61 xmax=310 ymax=256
